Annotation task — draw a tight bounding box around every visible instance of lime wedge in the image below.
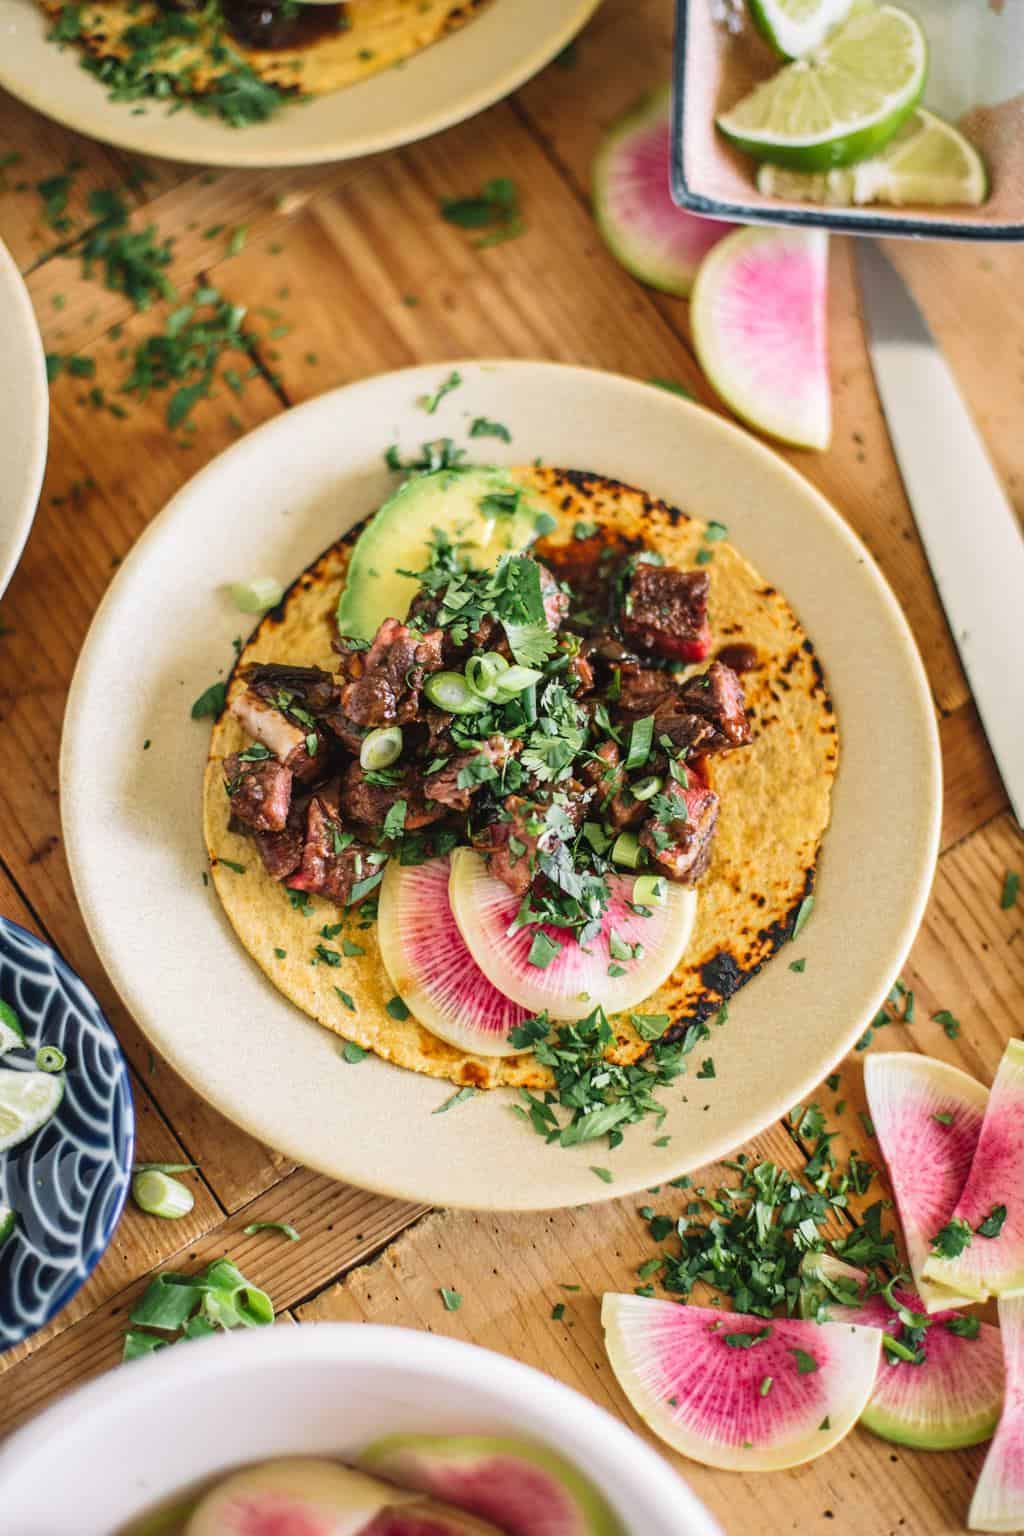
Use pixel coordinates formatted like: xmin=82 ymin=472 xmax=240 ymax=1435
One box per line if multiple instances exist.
xmin=717 ymin=4 xmax=927 ymax=170
xmin=0 ymin=1069 xmax=64 ymax=1152
xmin=0 ymin=1205 xmax=15 ymax=1245
xmin=756 ymin=109 xmax=988 ymax=206
xmin=0 ymin=1000 xmax=26 ymax=1055
xmin=747 ymin=0 xmax=855 ymax=60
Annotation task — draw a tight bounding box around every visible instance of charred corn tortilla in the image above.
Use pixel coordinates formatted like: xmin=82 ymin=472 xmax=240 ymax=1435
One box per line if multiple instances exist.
xmin=204 ymin=465 xmax=838 ymax=1089
xmin=39 ymin=0 xmax=489 ymax=101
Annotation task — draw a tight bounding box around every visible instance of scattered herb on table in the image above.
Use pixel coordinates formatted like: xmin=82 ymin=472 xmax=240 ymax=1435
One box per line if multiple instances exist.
xmin=439 ymin=1287 xmax=463 ymax=1311
xmin=244 ymin=1220 xmax=300 ymax=1241
xmin=932 ymin=1009 xmax=961 ymax=1040
xmin=1001 ymin=870 xmax=1020 ymax=910
xmin=647 ymin=377 xmax=694 ymax=400
xmin=123 ymin=1256 xmax=274 ymax=1360
xmin=440 ymin=177 xmax=524 ymax=247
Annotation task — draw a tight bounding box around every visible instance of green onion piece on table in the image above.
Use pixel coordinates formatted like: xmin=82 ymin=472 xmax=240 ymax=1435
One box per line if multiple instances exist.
xmin=132 ymin=1169 xmax=195 ymax=1220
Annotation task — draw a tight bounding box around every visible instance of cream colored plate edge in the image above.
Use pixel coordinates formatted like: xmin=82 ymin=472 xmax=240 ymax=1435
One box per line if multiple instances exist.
xmin=0 ymin=236 xmax=48 ymax=597
xmin=60 ymin=361 xmax=941 ymax=1210
xmin=0 ymin=0 xmax=600 ymax=168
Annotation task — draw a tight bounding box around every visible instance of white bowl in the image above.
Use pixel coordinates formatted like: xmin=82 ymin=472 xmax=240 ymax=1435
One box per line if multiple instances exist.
xmin=0 ymin=1323 xmax=719 ymax=1535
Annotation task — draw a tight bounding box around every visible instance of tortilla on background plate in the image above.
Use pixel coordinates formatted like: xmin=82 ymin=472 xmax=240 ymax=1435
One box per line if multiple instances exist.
xmin=40 ymin=0 xmax=490 ymax=102
xmin=203 ymin=465 xmax=837 ymax=1090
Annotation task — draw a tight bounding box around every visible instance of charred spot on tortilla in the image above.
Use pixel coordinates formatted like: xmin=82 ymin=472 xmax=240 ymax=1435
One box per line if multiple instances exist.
xmin=203 ymin=464 xmax=837 ymax=1089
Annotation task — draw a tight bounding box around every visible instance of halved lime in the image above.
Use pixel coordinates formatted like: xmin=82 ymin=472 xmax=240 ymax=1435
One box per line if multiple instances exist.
xmin=748 ymin=0 xmax=855 ymax=60
xmin=717 ymin=4 xmax=927 ymax=170
xmin=757 ymin=109 xmax=988 ymax=206
xmin=0 ymin=1205 xmax=15 ymax=1245
xmin=0 ymin=1069 xmax=64 ymax=1152
xmin=0 ymin=1000 xmax=26 ymax=1055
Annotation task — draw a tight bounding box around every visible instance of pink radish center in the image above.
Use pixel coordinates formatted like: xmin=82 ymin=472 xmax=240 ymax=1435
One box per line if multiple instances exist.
xmin=384 ymin=1456 xmax=578 ymax=1536
xmin=607 ymin=111 xmax=727 ymax=267
xmin=712 ymin=242 xmax=826 ymax=405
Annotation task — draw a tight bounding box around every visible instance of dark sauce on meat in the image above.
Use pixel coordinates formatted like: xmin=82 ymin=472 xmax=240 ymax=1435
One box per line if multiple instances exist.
xmin=716 ymin=642 xmax=758 ymax=673
xmin=220 ymin=0 xmax=347 ymax=50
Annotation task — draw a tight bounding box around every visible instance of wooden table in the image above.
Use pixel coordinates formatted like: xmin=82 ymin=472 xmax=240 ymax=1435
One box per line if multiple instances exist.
xmin=0 ymin=3 xmax=1021 ymax=1530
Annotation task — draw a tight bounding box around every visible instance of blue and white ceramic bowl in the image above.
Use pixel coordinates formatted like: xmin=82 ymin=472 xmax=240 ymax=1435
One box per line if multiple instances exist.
xmin=0 ymin=917 xmax=134 ymax=1351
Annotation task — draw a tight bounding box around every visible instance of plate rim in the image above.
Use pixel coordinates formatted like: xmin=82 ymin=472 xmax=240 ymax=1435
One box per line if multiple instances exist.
xmin=0 ymin=914 xmax=135 ymax=1350
xmin=0 ymin=237 xmax=48 ymax=598
xmin=59 ymin=360 xmax=942 ymax=1210
xmin=0 ymin=0 xmax=601 ymax=169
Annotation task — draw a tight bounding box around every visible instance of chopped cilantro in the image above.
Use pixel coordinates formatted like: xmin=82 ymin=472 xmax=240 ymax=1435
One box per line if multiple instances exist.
xmin=433 ymin=1086 xmax=477 ymax=1114
xmin=469 ymin=416 xmax=511 ymax=441
xmin=590 ymin=1166 xmax=614 ymax=1184
xmin=440 ymin=177 xmax=523 ymax=246
xmin=791 ymin=895 xmax=814 ymax=941
xmin=420 ymin=370 xmax=462 ymax=414
xmin=334 ymin=988 xmax=356 ymax=1012
xmin=977 ymin=1204 xmax=1008 ymax=1239
xmin=933 ymin=1009 xmax=961 ymax=1040
xmin=385 ymin=995 xmax=410 ymax=1021
xmin=440 ymin=1287 xmax=463 ymax=1311
xmin=551 ymin=1302 xmax=566 ymax=1321
xmin=790 ymin=1347 xmax=819 ymax=1374
xmin=527 ymin=931 xmax=563 ymax=969
xmin=341 ymin=1040 xmax=366 ymax=1063
xmin=1002 ymin=870 xmax=1020 ymax=910
xmin=946 ymin=1314 xmax=981 ymax=1339
xmin=931 ymin=1217 xmax=972 ymax=1260
xmin=217 ymin=859 xmax=245 ymax=875
xmin=647 ymin=377 xmax=694 ymax=399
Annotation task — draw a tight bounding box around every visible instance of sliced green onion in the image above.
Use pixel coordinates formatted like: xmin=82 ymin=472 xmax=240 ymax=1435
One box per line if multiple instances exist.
xmin=228 ymin=577 xmax=284 ymax=614
xmin=625 ymin=714 xmax=655 ymax=771
xmin=35 ymin=1045 xmax=66 ymax=1073
xmin=611 ymin=832 xmax=643 ymax=869
xmin=134 ymin=1162 xmax=199 ymax=1174
xmin=424 ymin=671 xmax=487 ymax=714
xmin=132 ymin=1169 xmax=195 ymax=1220
xmin=244 ymin=1220 xmax=300 ymax=1241
xmin=359 ymin=725 xmax=403 ymax=771
xmin=465 ymin=651 xmax=509 ymax=700
xmin=631 ymin=774 xmax=663 ymax=802
xmin=493 ymin=665 xmax=546 ymax=700
xmin=633 ymin=875 xmax=668 ymax=907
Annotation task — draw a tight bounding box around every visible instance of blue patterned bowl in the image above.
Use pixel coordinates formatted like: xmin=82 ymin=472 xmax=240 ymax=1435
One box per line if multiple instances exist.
xmin=0 ymin=917 xmax=134 ymax=1351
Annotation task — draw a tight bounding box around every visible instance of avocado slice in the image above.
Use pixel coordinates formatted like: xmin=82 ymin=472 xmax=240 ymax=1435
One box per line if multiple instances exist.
xmin=336 ymin=466 xmax=542 ymax=640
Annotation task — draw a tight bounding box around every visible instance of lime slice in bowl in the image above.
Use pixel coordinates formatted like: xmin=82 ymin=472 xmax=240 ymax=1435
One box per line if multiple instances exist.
xmin=747 ymin=0 xmax=855 ymax=60
xmin=717 ymin=3 xmax=927 ymax=170
xmin=0 ymin=1000 xmax=26 ymax=1055
xmin=0 ymin=1069 xmax=64 ymax=1152
xmin=756 ymin=108 xmax=988 ymax=206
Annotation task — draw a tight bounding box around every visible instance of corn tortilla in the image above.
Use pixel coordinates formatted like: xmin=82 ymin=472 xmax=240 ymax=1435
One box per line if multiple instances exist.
xmin=204 ymin=465 xmax=838 ymax=1089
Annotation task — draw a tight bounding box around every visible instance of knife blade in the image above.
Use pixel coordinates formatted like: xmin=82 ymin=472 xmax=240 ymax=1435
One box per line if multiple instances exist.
xmin=855 ymin=239 xmax=1024 ymax=828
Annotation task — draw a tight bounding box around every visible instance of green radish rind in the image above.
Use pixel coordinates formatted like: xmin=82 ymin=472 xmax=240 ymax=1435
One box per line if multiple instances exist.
xmin=969 ymin=1296 xmax=1024 ymax=1533
xmin=360 ymin=1434 xmax=625 ymax=1536
xmin=804 ymin=1255 xmax=1004 ymax=1452
xmin=601 ymin=1293 xmax=882 ymax=1472
xmin=746 ymin=0 xmax=856 ymax=60
xmin=923 ymin=1039 xmax=1024 ymax=1304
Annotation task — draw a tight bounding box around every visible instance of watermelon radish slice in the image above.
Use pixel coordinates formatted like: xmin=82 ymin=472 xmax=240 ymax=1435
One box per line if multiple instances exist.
xmin=923 ymin=1040 xmax=1024 ymax=1304
xmin=969 ymin=1296 xmax=1024 ymax=1533
xmin=592 ymin=87 xmax=732 ymax=297
xmin=377 ymin=856 xmax=528 ymax=1057
xmin=360 ymin=1435 xmax=624 ymax=1536
xmin=690 ymin=226 xmax=831 ymax=451
xmin=804 ymin=1254 xmax=1004 ymax=1451
xmin=447 ymin=848 xmax=698 ymax=1022
xmin=600 ymin=1294 xmax=881 ymax=1471
xmin=186 ymin=1457 xmax=506 ymax=1535
xmin=865 ymin=1052 xmax=989 ymax=1313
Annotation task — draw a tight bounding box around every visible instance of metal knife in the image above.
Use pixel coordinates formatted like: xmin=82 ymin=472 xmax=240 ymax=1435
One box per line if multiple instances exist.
xmin=855 ymin=239 xmax=1024 ymax=827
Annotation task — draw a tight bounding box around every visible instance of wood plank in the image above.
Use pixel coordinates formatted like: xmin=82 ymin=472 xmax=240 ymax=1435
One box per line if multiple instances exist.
xmin=0 ymin=1169 xmax=425 ymax=1434
xmin=940 ymin=701 xmax=1009 ymax=852
xmin=298 ymin=1200 xmax=981 ymax=1536
xmin=0 ymin=308 xmax=294 ymax=1211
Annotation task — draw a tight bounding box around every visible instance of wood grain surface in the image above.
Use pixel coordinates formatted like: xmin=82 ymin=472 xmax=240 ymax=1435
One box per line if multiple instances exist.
xmin=0 ymin=3 xmax=1021 ymax=1532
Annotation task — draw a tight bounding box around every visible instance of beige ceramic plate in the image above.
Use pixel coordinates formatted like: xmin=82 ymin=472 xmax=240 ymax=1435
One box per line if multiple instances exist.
xmin=0 ymin=0 xmax=599 ymax=169
xmin=60 ymin=362 xmax=940 ymax=1210
xmin=0 ymin=236 xmax=48 ymax=597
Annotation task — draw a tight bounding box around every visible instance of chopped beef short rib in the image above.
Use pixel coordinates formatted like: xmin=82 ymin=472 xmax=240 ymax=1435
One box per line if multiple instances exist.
xmin=580 ymin=740 xmax=643 ymax=830
xmin=640 ymin=779 xmax=719 ymax=884
xmin=243 ymin=663 xmax=337 ymax=714
xmin=614 ymin=664 xmax=678 ymax=720
xmin=423 ymin=736 xmax=515 ymax=814
xmin=223 ymin=752 xmax=293 ymax=834
xmin=621 ymin=562 xmax=711 ymax=663
xmin=679 ymin=661 xmax=751 ymax=750
xmin=229 ymin=688 xmax=329 ymax=784
xmin=250 ymin=790 xmax=313 ymax=884
xmin=339 ymin=760 xmax=445 ymax=832
xmin=340 ymin=619 xmax=445 ymax=727
xmin=286 ymin=794 xmax=375 ymax=904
